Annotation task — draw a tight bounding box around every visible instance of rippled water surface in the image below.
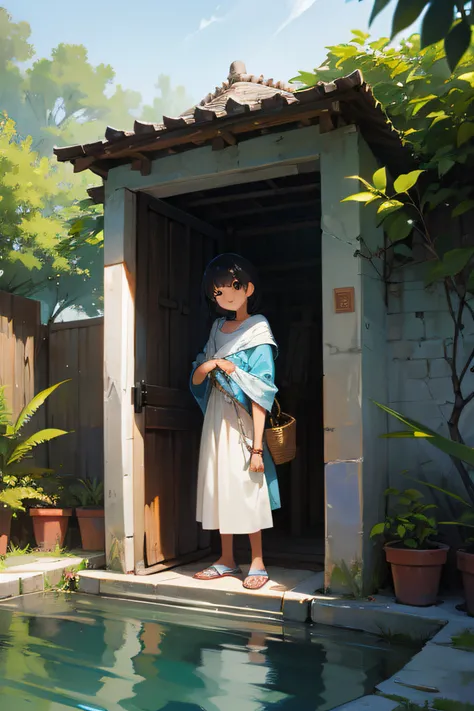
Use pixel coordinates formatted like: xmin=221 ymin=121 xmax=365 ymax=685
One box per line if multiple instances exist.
xmin=0 ymin=593 xmax=415 ymax=710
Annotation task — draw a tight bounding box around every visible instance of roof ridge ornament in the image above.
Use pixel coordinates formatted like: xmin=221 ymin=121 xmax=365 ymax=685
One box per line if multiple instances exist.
xmin=228 ymin=60 xmax=247 ymax=84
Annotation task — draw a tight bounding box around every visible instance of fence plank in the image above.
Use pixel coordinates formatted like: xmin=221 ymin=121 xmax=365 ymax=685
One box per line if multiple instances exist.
xmin=0 ymin=292 xmax=104 ymax=484
xmin=0 ymin=292 xmax=40 ymax=419
xmin=48 ymin=319 xmax=104 ymax=483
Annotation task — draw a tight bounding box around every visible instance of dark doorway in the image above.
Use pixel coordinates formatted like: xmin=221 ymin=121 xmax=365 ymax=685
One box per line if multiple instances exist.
xmin=136 ymin=166 xmax=324 ymax=573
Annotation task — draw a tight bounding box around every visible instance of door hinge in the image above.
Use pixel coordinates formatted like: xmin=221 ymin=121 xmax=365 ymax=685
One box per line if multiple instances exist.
xmin=133 ymin=380 xmax=148 ymax=413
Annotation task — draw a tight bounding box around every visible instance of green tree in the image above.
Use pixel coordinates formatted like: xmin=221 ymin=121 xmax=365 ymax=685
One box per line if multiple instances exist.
xmin=0 ymin=7 xmax=192 ymax=321
xmin=291 ymin=31 xmax=474 ymax=185
xmin=0 ymin=7 xmax=33 ymax=131
xmin=354 ymin=0 xmax=473 ymax=71
xmin=141 ymin=74 xmax=194 ymax=123
xmin=0 ymin=115 xmax=103 ymax=321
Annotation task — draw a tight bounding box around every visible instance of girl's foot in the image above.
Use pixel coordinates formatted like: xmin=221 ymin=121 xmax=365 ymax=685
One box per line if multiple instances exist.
xmin=243 ymin=569 xmax=269 ymax=590
xmin=194 ymin=559 xmax=241 ymax=580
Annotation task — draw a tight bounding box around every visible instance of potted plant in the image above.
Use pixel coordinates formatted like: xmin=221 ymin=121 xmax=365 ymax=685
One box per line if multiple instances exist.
xmin=371 ymin=487 xmax=449 ymax=606
xmin=70 ymin=477 xmax=105 ymax=551
xmin=413 ymin=478 xmax=474 ymax=617
xmin=372 ymin=402 xmax=474 ymax=616
xmin=0 ymin=383 xmax=69 ymax=555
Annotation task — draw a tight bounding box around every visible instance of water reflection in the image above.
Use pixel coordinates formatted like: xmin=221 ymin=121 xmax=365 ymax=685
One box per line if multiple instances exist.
xmin=0 ymin=593 xmax=414 ymax=711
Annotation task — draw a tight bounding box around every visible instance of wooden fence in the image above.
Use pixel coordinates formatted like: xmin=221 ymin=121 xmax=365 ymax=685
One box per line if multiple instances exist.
xmin=0 ymin=292 xmax=42 ymax=419
xmin=0 ymin=291 xmax=104 ymax=481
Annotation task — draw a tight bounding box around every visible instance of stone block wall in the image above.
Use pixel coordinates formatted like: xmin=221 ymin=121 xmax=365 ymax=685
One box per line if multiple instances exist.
xmin=386 ymin=266 xmax=474 ymax=510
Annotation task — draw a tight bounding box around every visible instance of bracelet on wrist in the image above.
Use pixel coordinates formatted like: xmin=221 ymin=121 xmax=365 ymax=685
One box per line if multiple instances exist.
xmin=251 ymin=448 xmax=263 ymax=456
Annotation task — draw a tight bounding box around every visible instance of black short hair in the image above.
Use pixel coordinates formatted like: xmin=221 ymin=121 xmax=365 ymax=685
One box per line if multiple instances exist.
xmin=202 ymin=253 xmax=261 ymax=318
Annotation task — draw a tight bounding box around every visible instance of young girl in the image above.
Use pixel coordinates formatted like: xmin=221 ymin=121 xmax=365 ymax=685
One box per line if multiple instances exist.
xmin=190 ymin=254 xmax=280 ymax=590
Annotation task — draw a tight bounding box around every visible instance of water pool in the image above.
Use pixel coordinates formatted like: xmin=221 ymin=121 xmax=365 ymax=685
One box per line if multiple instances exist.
xmin=0 ymin=592 xmax=415 ymax=711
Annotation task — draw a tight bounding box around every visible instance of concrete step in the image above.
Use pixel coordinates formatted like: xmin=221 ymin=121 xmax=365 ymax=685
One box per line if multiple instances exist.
xmin=0 ymin=551 xmax=104 ymax=599
xmin=78 ymin=563 xmax=324 ymax=622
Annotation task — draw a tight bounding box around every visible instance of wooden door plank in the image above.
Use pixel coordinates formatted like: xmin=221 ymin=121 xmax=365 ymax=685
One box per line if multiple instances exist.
xmin=144 ymin=384 xmax=196 ymax=410
xmin=147 ymin=195 xmax=225 ymax=242
xmin=153 ymin=496 xmax=162 ymax=564
xmin=139 ymin=196 xmax=218 ymax=571
xmin=135 ymin=195 xmax=150 ymax=381
xmin=175 ymin=430 xmax=198 ymax=556
xmin=169 ymin=219 xmax=190 ymax=390
xmin=144 ymin=503 xmax=152 ymax=564
xmin=145 ymin=406 xmax=201 ymax=431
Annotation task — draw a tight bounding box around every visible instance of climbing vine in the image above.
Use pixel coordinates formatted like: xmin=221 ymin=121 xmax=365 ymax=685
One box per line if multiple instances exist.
xmin=292 ymin=32 xmax=474 ymax=501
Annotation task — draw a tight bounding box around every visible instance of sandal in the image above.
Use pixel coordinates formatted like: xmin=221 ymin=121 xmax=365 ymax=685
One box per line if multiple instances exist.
xmin=193 ymin=564 xmax=242 ymax=581
xmin=243 ymin=569 xmax=269 ymax=590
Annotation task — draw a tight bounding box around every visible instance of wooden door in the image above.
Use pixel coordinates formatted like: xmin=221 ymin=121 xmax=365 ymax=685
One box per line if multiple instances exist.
xmin=135 ymin=193 xmax=219 ymax=570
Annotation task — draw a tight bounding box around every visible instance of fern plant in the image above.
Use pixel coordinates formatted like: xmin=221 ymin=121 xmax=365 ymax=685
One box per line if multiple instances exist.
xmin=0 ymin=381 xmax=70 ymax=511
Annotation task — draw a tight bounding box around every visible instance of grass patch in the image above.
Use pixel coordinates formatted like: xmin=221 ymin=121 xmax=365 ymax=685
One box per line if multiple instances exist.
xmin=451 ymin=629 xmax=474 ymax=652
xmin=6 ymin=542 xmax=31 ymax=556
xmin=434 ymin=702 xmax=474 ymax=711
xmin=376 ymin=627 xmax=430 ymax=649
xmin=380 ymin=693 xmax=474 ymax=711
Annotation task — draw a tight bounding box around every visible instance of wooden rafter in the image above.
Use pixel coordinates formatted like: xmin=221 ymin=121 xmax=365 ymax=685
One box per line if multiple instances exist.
xmin=236 ymin=219 xmax=320 ymax=238
xmin=211 ymin=198 xmax=320 ymax=221
xmin=186 ymin=182 xmax=320 ymax=207
xmin=99 ymin=101 xmax=340 ymax=161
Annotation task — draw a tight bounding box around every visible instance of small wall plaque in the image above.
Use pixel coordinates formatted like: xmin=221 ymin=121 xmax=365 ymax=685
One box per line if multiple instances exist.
xmin=334 ymin=287 xmax=355 ymax=314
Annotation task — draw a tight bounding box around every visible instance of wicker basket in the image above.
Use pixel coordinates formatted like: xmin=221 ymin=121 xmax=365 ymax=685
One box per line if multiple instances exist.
xmin=265 ymin=400 xmax=297 ymax=465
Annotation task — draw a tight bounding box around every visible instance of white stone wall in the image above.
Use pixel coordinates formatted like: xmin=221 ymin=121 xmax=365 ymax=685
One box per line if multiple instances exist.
xmin=386 ymin=265 xmax=474 ymax=508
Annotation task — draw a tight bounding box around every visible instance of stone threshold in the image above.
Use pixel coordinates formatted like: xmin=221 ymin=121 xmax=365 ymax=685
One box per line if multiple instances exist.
xmin=0 ymin=551 xmax=105 ymax=597
xmin=77 ymin=562 xmax=325 ymax=622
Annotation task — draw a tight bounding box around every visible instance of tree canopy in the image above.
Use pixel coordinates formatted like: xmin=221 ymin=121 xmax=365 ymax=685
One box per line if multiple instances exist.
xmin=354 ymin=0 xmax=473 ymax=71
xmin=291 ymin=30 xmax=474 ymax=205
xmin=0 ymin=7 xmax=192 ymax=321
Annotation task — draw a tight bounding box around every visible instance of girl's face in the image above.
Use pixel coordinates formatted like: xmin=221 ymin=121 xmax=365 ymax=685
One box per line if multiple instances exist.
xmin=213 ymin=277 xmax=255 ymax=313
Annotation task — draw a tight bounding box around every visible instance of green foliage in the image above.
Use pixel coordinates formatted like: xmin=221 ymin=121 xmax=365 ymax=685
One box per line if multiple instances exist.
xmin=56 ymin=558 xmax=88 ymax=592
xmin=355 ymin=0 xmax=473 ymax=71
xmin=374 ymin=402 xmax=474 ymax=468
xmin=330 ymin=559 xmax=363 ymax=597
xmin=381 ymin=696 xmax=474 ymax=711
xmin=373 ymin=402 xmax=474 ymax=542
xmin=291 ymin=30 xmax=474 ymax=179
xmin=0 ymin=8 xmax=192 ymax=321
xmin=295 ymin=32 xmax=474 ymax=505
xmin=376 ymin=627 xmax=431 ymax=648
xmin=69 ymin=477 xmax=104 ymax=507
xmin=0 ymin=115 xmax=103 ymax=320
xmin=6 ymin=542 xmax=30 ymax=556
xmin=0 ymin=382 xmax=70 ymax=510
xmin=411 ymin=476 xmax=474 ymax=546
xmin=370 ymin=487 xmax=439 ymax=549
xmin=451 ymin=628 xmax=474 ymax=650
xmin=434 ymin=701 xmax=474 ymax=711
xmin=141 ymin=74 xmax=194 ymax=125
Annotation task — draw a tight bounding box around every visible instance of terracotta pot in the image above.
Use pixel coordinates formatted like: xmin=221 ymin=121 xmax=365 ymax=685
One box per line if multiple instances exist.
xmin=76 ymin=508 xmax=105 ymax=551
xmin=457 ymin=549 xmax=474 ymax=616
xmin=385 ymin=542 xmax=449 ymax=607
xmin=30 ymin=508 xmax=73 ymax=551
xmin=0 ymin=506 xmax=12 ymax=556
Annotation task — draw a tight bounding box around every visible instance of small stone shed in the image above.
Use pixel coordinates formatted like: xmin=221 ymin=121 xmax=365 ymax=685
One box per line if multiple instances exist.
xmin=55 ymin=61 xmax=412 ymax=591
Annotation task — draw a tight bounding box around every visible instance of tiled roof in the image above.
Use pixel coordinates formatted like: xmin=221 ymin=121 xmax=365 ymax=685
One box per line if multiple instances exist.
xmin=54 ymin=61 xmax=413 ymax=178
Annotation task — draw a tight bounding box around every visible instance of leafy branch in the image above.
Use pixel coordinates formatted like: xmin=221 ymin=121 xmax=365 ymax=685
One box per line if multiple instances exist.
xmin=348 ymin=168 xmax=474 ymax=503
xmin=355 ymin=0 xmax=473 ymax=71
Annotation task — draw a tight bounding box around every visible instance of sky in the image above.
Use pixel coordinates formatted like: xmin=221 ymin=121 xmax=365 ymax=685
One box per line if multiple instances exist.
xmin=7 ymin=0 xmax=422 ymax=119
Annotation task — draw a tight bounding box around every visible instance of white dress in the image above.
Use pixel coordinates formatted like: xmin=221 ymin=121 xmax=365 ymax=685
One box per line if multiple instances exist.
xmin=196 ymin=328 xmax=274 ymax=535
